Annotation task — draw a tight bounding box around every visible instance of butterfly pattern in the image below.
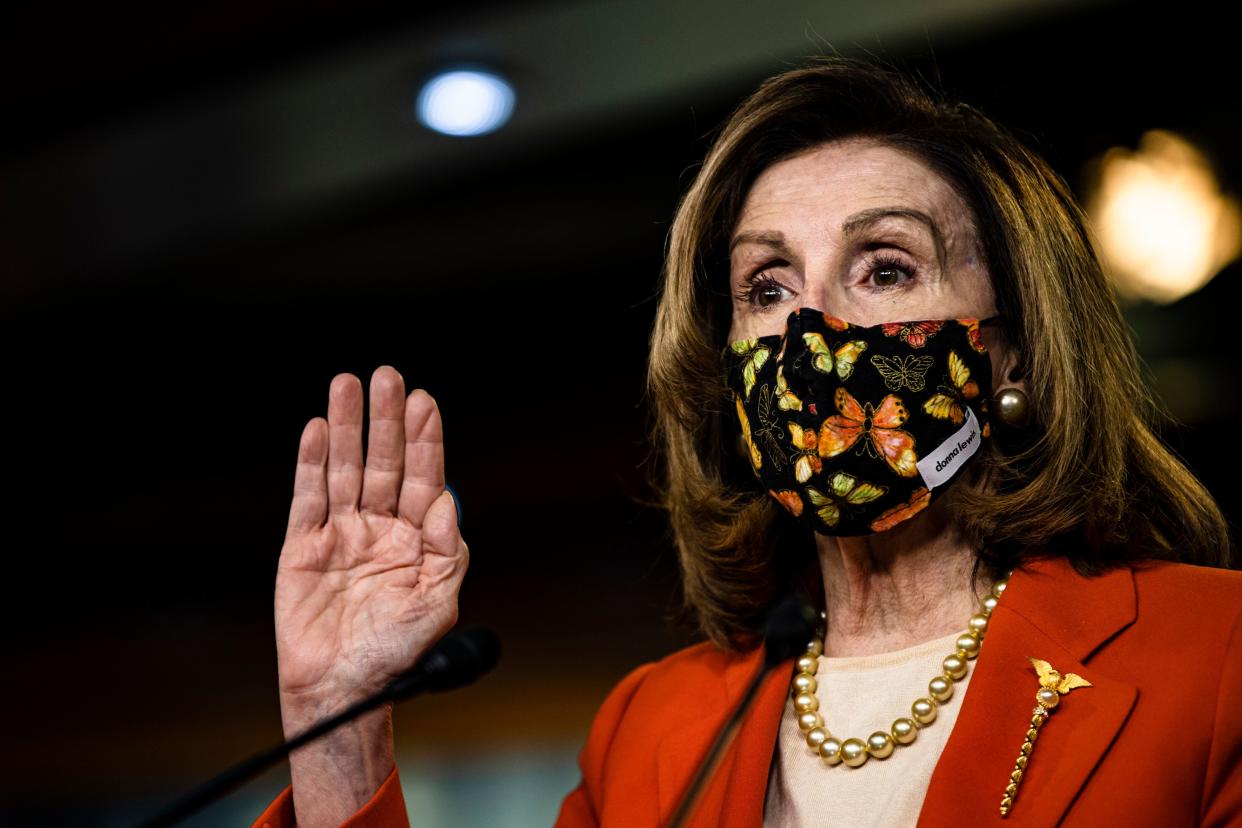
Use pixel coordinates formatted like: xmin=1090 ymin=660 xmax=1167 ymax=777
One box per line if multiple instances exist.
xmin=769 ymin=489 xmax=804 ymax=517
xmin=752 ymin=384 xmax=787 ymax=472
xmin=821 ymin=312 xmax=851 ymax=332
xmin=832 ymin=341 xmax=868 ymax=380
xmin=958 ymin=318 xmax=988 ymax=353
xmin=869 ymin=487 xmax=931 ymax=532
xmin=801 ymin=333 xmax=869 ymax=381
xmin=803 ymin=333 xmax=834 ymax=374
xmin=724 ymin=310 xmax=992 ymax=535
xmin=923 ymin=351 xmax=979 ymax=425
xmin=787 ymin=422 xmax=823 ymax=484
xmin=819 ymin=388 xmax=919 ymax=478
xmin=735 ymin=394 xmax=762 ymax=472
xmin=774 ymin=365 xmax=802 ymax=411
xmin=870 ymin=354 xmax=935 ymax=392
xmin=882 ymin=320 xmax=944 ymax=348
xmin=805 ymin=472 xmax=887 ymax=529
xmin=729 ymin=337 xmax=770 ymax=399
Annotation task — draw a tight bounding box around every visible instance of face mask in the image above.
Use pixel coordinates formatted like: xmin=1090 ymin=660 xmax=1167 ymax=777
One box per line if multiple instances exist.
xmin=724 ymin=308 xmax=995 ymax=536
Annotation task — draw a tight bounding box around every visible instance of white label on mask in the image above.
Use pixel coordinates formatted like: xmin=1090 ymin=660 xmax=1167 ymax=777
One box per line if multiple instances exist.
xmin=917 ymin=408 xmax=981 ymax=490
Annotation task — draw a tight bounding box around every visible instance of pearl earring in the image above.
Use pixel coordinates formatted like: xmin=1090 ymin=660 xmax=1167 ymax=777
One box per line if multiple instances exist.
xmin=995 ymin=388 xmax=1031 ymax=428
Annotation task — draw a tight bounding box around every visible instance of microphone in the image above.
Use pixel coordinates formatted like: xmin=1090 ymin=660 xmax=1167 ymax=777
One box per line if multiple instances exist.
xmin=385 ymin=624 xmax=500 ymax=701
xmin=666 ymin=596 xmax=817 ymax=828
xmin=138 ymin=625 xmax=501 ymax=828
xmin=761 ymin=594 xmax=820 ymax=668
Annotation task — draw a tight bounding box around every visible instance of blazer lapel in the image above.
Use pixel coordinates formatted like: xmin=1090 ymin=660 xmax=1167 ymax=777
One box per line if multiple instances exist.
xmin=718 ymin=653 xmax=798 ymax=827
xmin=918 ymin=558 xmax=1140 ymax=826
xmin=655 ymin=645 xmax=795 ymax=827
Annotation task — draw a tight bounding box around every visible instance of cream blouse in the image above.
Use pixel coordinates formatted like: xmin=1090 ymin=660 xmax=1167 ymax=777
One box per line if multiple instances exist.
xmin=763 ymin=630 xmax=972 ymax=827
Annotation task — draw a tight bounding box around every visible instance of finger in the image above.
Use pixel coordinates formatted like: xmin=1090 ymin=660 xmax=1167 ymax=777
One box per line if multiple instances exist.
xmin=285 ymin=417 xmax=329 ymax=537
xmin=397 ymin=390 xmax=445 ymax=529
xmin=326 ymin=373 xmax=364 ymax=516
xmin=360 ymin=366 xmax=407 ymax=516
xmin=422 ymin=488 xmax=467 ymax=563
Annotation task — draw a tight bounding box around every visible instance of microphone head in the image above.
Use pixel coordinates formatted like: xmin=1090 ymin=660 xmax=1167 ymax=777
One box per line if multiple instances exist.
xmin=426 ymin=625 xmax=501 ymax=692
xmin=387 ymin=625 xmax=502 ymax=701
xmin=455 ymin=625 xmax=501 ymax=679
xmin=762 ymin=596 xmax=818 ymax=668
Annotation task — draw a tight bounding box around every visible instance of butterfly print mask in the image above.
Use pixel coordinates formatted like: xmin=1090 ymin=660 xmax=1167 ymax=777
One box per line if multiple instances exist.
xmin=724 ymin=308 xmax=996 ymax=536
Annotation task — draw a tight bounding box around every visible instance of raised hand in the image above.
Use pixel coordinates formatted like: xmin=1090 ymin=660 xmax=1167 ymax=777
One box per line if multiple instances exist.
xmin=273 ymin=366 xmax=467 ymax=826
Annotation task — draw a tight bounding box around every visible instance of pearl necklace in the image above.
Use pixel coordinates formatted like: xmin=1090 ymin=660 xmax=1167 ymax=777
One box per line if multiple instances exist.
xmin=790 ymin=572 xmax=1012 ymax=768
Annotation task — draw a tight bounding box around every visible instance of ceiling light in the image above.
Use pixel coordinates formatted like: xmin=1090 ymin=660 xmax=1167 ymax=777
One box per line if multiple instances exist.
xmin=416 ymin=68 xmax=516 ymax=137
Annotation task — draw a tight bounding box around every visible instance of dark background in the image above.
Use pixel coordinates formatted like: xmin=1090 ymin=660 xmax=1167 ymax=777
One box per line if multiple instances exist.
xmin=3 ymin=0 xmax=1238 ymax=824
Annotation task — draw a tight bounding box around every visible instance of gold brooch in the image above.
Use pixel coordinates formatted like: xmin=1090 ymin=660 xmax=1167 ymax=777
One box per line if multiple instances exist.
xmin=999 ymin=657 xmax=1093 ymax=817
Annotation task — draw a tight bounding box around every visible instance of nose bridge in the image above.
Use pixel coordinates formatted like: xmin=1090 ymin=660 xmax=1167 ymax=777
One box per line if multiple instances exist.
xmin=799 ymin=281 xmax=831 ymax=315
xmin=799 ymin=244 xmax=843 ymax=317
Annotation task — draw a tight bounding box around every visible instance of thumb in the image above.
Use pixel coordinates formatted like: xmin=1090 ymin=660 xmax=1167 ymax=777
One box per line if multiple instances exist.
xmin=422 ymin=488 xmax=464 ymax=554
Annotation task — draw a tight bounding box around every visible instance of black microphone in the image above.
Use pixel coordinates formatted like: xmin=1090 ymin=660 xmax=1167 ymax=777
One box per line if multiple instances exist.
xmin=385 ymin=624 xmax=500 ymax=701
xmin=666 ymin=596 xmax=817 ymax=828
xmin=137 ymin=625 xmax=501 ymax=828
xmin=761 ymin=594 xmax=820 ymax=668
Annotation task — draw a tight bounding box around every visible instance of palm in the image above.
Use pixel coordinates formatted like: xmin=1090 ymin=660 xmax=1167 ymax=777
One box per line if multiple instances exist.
xmin=274 ymin=368 xmax=467 ymax=706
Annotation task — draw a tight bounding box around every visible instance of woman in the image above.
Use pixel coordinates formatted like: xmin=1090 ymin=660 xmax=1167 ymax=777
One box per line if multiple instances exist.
xmin=254 ymin=57 xmax=1241 ymax=827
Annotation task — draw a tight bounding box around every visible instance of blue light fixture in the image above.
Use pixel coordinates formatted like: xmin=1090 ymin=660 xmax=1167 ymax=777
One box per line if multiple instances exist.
xmin=416 ymin=68 xmax=516 ymax=137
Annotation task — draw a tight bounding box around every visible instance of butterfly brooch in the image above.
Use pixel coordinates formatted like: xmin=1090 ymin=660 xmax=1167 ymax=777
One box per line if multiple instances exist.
xmin=999 ymin=657 xmax=1093 ymax=818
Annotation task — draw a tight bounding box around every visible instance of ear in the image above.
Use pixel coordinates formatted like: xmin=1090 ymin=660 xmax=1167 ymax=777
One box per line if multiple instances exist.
xmin=994 ymin=343 xmax=1026 ymax=395
xmin=979 ymin=322 xmax=1026 ymax=396
xmin=983 ymin=322 xmax=1039 ymax=436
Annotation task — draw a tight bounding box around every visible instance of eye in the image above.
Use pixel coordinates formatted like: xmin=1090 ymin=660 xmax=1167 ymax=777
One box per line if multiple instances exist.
xmin=735 ymin=270 xmax=791 ymax=310
xmin=864 ymin=253 xmax=916 ymax=289
xmin=752 ymin=276 xmax=787 ymax=307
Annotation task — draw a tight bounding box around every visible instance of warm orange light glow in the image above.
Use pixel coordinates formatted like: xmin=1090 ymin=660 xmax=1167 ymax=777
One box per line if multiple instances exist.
xmin=1085 ymin=130 xmax=1241 ymax=303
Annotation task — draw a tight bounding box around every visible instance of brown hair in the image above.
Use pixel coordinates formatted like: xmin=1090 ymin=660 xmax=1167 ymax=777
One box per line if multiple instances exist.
xmin=647 ymin=55 xmax=1233 ymax=650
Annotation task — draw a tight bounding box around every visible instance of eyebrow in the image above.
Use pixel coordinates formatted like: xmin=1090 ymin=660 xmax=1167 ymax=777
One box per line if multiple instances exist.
xmin=729 ymin=229 xmax=791 ymax=256
xmin=729 ymin=207 xmax=948 ymax=270
xmin=839 ymin=207 xmax=943 ymax=271
xmin=841 ymin=207 xmax=946 ymax=260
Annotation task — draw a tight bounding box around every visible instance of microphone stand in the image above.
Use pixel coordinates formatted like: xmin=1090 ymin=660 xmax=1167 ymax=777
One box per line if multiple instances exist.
xmin=137 ymin=625 xmax=499 ymax=828
xmin=666 ymin=598 xmax=817 ymax=828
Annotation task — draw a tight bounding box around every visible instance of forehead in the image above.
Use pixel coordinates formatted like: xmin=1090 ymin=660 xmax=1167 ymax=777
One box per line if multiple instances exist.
xmin=733 ymin=138 xmax=974 ymax=242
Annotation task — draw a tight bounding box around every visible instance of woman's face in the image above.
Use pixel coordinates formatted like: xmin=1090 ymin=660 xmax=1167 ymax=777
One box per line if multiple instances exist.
xmin=727 ymin=138 xmax=997 ymax=343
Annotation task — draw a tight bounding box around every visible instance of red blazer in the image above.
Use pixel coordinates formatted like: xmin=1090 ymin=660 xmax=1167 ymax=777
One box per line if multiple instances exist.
xmin=253 ymin=557 xmax=1242 ymax=827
